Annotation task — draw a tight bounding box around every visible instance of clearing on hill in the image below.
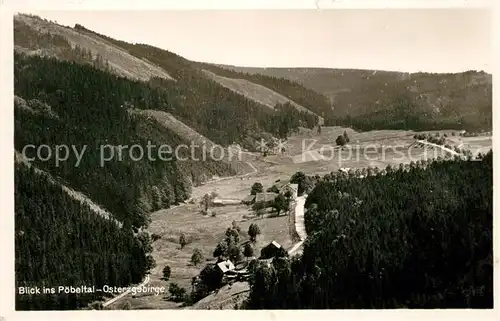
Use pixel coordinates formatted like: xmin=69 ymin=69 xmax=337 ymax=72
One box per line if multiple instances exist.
xmin=15 ymin=14 xmax=175 ymax=82
xmin=201 ymin=69 xmax=323 ymax=123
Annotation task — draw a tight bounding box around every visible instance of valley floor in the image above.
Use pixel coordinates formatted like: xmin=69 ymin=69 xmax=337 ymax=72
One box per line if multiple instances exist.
xmin=105 ymin=126 xmax=491 ymax=310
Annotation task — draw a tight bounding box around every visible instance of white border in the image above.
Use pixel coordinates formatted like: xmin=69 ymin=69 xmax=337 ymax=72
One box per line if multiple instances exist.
xmin=1 ymin=1 xmax=498 ymax=321
xmin=6 ymin=0 xmax=496 ymax=10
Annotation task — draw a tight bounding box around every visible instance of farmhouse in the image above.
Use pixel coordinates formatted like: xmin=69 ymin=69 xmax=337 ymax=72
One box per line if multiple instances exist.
xmin=216 ymin=259 xmax=236 ymax=274
xmin=215 ymin=259 xmax=250 ymax=281
xmin=279 ymin=183 xmax=298 ymax=199
xmin=260 ymin=240 xmax=284 ymax=259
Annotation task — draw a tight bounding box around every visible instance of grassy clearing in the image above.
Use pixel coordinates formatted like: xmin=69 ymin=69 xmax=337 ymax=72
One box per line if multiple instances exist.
xmin=115 ymin=202 xmax=291 ymax=309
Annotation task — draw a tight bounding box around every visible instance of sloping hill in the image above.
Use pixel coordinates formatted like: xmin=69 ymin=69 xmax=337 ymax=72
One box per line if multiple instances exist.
xmin=129 ymin=109 xmax=217 ymax=149
xmin=15 ymin=160 xmax=154 ymax=310
xmin=15 ymin=151 xmax=121 ymax=227
xmin=15 ymin=14 xmax=175 ymax=82
xmin=200 ymin=69 xmax=323 ymax=123
xmin=216 ymin=65 xmax=492 ymax=132
xmin=199 ymin=63 xmax=334 ymax=119
xmin=215 ymin=65 xmax=407 ymax=103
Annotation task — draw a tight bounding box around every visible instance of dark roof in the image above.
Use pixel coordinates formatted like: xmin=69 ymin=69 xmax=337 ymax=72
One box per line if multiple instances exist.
xmin=262 ymin=240 xmax=282 ymax=250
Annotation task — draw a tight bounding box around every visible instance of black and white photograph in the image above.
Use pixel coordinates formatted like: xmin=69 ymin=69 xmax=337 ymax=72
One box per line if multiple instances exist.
xmin=2 ymin=0 xmax=496 ymax=316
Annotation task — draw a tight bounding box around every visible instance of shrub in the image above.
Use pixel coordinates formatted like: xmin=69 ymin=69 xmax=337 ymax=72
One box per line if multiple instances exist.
xmin=267 ymin=185 xmax=280 ymax=193
xmin=335 ymin=135 xmax=347 ymax=146
xmin=248 ymin=223 xmax=261 ymax=242
xmin=244 ymin=243 xmax=255 ymax=259
xmin=251 ymin=182 xmax=264 ymax=195
xmin=169 ymin=283 xmax=187 ymax=302
xmin=162 ymin=266 xmax=171 ymax=281
xmin=179 ymin=234 xmax=187 ymax=249
xmin=191 ymin=248 xmax=203 ymax=266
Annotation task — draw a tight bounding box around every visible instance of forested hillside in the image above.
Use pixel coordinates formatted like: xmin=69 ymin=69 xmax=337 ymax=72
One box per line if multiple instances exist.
xmin=14 ymin=53 xmax=237 ymax=229
xmin=246 ymin=152 xmax=493 ymax=309
xmin=15 ymin=162 xmax=155 ymax=310
xmin=218 ymin=66 xmax=492 ymax=132
xmin=327 ymin=71 xmax=492 ymax=131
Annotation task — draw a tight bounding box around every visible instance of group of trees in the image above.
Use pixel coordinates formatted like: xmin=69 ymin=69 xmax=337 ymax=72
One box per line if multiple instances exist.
xmin=462 ymin=131 xmax=491 ymax=137
xmin=15 ymin=20 xmax=110 ymax=71
xmin=245 ymin=151 xmax=493 ymax=308
xmin=249 ymin=181 xmax=293 ymax=217
xmin=161 ymin=265 xmax=189 ymax=302
xmin=188 ymin=222 xmax=254 ymax=302
xmin=214 ymin=222 xmax=261 ymax=264
xmin=269 ymin=103 xmax=319 ymax=139
xmin=251 ymin=194 xmax=289 ymax=218
xmin=290 ymin=172 xmax=315 ymax=196
xmin=199 ymin=191 xmax=219 ymax=215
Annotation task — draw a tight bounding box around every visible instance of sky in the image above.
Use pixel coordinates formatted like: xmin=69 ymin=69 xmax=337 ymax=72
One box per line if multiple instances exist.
xmin=27 ymin=9 xmax=492 ymax=73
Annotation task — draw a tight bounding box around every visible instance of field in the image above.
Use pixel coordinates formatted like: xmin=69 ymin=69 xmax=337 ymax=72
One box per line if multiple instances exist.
xmin=108 ymin=202 xmax=292 ymax=309
xmin=107 ymin=126 xmax=491 ymax=310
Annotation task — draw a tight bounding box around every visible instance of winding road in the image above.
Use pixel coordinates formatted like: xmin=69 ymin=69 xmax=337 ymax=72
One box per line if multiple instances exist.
xmin=288 ymin=195 xmax=307 ymax=256
xmin=413 ymin=140 xmax=460 ymax=156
